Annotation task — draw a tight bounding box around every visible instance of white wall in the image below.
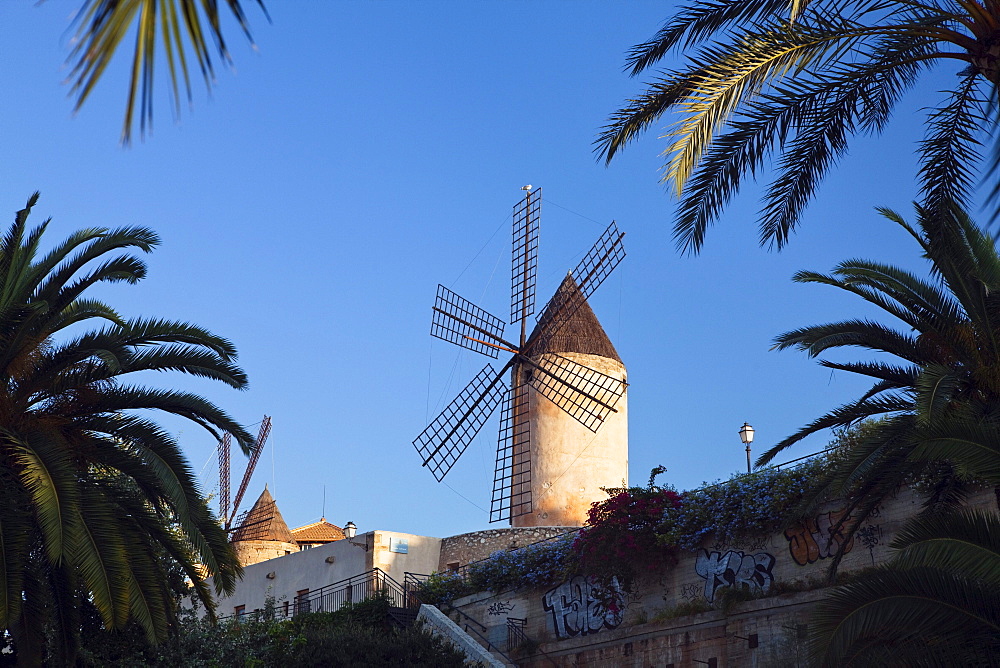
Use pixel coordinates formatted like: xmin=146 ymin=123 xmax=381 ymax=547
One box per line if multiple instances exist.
xmin=210 ymin=530 xmax=441 ymax=616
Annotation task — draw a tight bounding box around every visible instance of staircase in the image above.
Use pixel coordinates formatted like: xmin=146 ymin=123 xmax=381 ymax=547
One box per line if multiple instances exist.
xmin=387 ymin=606 xmax=419 ymax=629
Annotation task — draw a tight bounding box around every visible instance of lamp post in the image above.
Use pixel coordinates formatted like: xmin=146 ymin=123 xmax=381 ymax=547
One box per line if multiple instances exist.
xmin=343 ymin=521 xmax=368 ymax=551
xmin=738 ymin=422 xmax=754 ymax=474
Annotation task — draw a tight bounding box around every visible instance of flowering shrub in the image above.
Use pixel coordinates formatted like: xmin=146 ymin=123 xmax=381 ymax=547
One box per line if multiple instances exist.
xmin=419 ymin=462 xmax=828 ymax=602
xmin=416 ymin=535 xmax=577 ymax=605
xmin=572 ymin=480 xmax=683 ymax=590
xmin=660 ymin=458 xmax=826 ymax=550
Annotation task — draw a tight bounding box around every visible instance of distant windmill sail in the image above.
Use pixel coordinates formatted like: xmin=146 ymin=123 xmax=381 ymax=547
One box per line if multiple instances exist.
xmin=219 ymin=415 xmax=273 ymax=533
xmin=413 ymin=187 xmax=627 ymax=523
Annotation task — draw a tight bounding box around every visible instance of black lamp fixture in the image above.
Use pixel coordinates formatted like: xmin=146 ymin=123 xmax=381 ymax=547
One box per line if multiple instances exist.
xmin=343 ymin=521 xmax=369 ymax=551
xmin=738 ymin=422 xmax=754 ymax=474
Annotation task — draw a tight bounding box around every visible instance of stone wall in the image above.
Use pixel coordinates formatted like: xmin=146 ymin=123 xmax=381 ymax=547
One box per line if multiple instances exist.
xmin=447 ymin=486 xmax=996 ymax=667
xmin=233 ymin=539 xmax=299 ymax=567
xmin=439 ymin=526 xmax=576 ymax=572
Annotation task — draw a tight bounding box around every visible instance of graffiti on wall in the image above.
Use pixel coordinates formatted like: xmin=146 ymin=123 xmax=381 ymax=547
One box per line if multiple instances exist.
xmin=542 ymin=575 xmax=625 ymax=639
xmin=856 ymin=524 xmax=883 ymax=566
xmin=784 ymin=509 xmax=855 ymax=566
xmin=487 ymin=600 xmax=515 ymax=616
xmin=694 ymin=550 xmax=776 ymax=603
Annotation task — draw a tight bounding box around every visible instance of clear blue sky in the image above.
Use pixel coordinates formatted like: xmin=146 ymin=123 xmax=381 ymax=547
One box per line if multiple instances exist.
xmin=1 ymin=2 xmax=966 ymax=538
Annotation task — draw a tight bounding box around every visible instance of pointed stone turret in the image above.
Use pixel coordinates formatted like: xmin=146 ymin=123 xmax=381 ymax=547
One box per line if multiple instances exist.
xmin=514 ymin=274 xmax=628 ymax=528
xmin=231 ymin=486 xmax=300 ymax=567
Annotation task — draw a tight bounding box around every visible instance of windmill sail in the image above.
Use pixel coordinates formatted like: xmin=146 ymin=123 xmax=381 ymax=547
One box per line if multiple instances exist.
xmin=534 ymin=221 xmax=625 ymax=339
xmin=511 ymin=189 xmax=540 ymax=324
xmin=414 ymin=363 xmax=508 ymax=481
xmin=414 ymin=187 xmax=626 ymax=523
xmin=431 ymin=285 xmax=509 ymax=358
xmin=490 ymin=383 xmax=531 ymax=522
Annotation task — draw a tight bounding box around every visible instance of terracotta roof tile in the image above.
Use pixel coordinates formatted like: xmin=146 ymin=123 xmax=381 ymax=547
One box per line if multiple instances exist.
xmin=291 ymin=518 xmax=345 ymax=543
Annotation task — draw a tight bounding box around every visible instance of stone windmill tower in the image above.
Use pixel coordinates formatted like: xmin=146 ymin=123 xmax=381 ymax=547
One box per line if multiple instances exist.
xmin=413 ymin=187 xmax=628 ymax=527
xmin=516 ymin=275 xmax=627 ymax=526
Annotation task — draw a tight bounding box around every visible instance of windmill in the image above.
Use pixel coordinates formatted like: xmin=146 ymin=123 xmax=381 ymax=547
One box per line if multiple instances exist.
xmin=218 ymin=415 xmax=273 ymax=537
xmin=413 ymin=187 xmax=627 ymax=525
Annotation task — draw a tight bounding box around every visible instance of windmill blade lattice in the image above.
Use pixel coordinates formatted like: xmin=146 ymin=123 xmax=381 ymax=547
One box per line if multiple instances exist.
xmin=511 ymin=188 xmax=540 ymax=324
xmin=526 ymin=353 xmax=626 ymax=432
xmin=414 ymin=187 xmax=626 ymax=523
xmin=431 ymin=285 xmax=509 ymax=358
xmin=414 ymin=363 xmax=508 ymax=481
xmin=535 ymin=221 xmax=625 ymax=337
xmin=490 ymin=383 xmax=532 ymax=522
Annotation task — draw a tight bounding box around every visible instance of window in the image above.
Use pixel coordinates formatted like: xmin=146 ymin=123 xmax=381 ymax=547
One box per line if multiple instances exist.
xmin=447 ymin=562 xmax=460 ymax=572
xmin=295 ymin=589 xmax=310 ymax=615
xmin=301 ymin=543 xmax=313 ymax=550
xmin=234 ymin=605 xmax=245 ymax=619
xmin=283 ymin=601 xmax=289 ymax=618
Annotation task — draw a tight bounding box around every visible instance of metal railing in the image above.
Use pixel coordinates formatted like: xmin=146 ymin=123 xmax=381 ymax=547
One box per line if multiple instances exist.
xmin=220 ymin=568 xmax=407 ymax=622
xmin=438 ymin=600 xmax=515 ymax=665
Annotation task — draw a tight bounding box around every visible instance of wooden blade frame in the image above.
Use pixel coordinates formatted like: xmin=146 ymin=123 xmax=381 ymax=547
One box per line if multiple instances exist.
xmin=535 ymin=221 xmax=625 ymax=337
xmin=218 ymin=433 xmax=231 ymax=525
xmin=510 ymin=188 xmax=540 ymax=325
xmin=229 ymin=416 xmax=272 ymax=530
xmin=490 ymin=383 xmax=532 ymax=523
xmin=228 ymin=500 xmax=276 ymax=542
xmin=413 ymin=363 xmax=508 ymax=481
xmin=431 ymin=284 xmax=509 ymax=359
xmin=527 ymin=353 xmax=626 ymax=432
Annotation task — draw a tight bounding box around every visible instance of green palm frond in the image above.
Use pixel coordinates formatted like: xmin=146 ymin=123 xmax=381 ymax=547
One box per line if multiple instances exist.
xmin=68 ymin=0 xmax=269 ymax=144
xmin=892 ymin=509 xmax=1000 ymax=584
xmin=909 ymin=417 xmax=1000 ymax=483
xmin=919 ymin=73 xmax=987 ymax=218
xmin=811 ymin=566 xmax=1000 ymax=666
xmin=625 ymin=0 xmax=792 ymax=72
xmin=8 ymin=428 xmax=78 ymax=564
xmin=773 ymin=318 xmax=923 ymax=362
xmin=601 ymin=0 xmax=1000 ymax=250
xmin=913 ymin=364 xmax=962 ymax=422
xmin=665 ymin=17 xmax=867 ymax=198
xmin=818 ymin=360 xmax=917 ymax=386
xmin=756 ymin=393 xmax=912 ymax=464
xmin=70 ymin=485 xmax=131 ymax=629
xmin=0 ymin=195 xmax=246 ymax=655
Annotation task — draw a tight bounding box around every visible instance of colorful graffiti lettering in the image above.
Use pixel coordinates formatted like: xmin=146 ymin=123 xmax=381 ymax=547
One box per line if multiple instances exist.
xmin=542 ymin=575 xmax=624 ymax=639
xmin=694 ymin=550 xmax=775 ymax=603
xmin=784 ymin=509 xmax=855 ymax=566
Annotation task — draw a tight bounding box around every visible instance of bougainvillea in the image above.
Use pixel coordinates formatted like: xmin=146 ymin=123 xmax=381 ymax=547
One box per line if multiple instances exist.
xmin=572 ymin=479 xmax=683 ymax=591
xmin=418 ymin=461 xmax=830 ymax=602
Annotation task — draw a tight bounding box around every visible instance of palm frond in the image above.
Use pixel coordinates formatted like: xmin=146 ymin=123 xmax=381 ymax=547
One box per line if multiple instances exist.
xmin=67 ymin=0 xmax=268 ymax=144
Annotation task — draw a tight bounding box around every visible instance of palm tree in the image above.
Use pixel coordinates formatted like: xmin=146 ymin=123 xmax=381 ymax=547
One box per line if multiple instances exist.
xmin=66 ymin=0 xmax=269 ymax=144
xmin=758 ymin=204 xmax=1000 ymax=569
xmin=596 ymin=0 xmax=996 ymax=252
xmin=0 ymin=193 xmax=256 ymax=664
xmin=810 ymin=508 xmax=1000 ymax=665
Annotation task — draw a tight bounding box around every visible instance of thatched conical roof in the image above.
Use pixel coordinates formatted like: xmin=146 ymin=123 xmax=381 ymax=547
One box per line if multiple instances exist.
xmin=524 ymin=274 xmax=621 ymax=363
xmin=231 ymin=486 xmax=296 ymax=543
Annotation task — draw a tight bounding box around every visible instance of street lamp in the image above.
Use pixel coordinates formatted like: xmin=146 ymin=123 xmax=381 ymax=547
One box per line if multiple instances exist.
xmin=738 ymin=422 xmax=754 ymax=474
xmin=343 ymin=521 xmax=368 ymax=551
